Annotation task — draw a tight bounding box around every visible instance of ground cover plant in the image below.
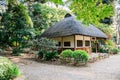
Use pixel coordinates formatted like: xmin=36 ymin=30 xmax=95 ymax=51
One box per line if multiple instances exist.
xmin=0 ymin=57 xmax=19 ymax=80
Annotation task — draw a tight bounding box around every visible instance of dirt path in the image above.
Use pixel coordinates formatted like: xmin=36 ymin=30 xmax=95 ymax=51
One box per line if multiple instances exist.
xmin=11 ymin=54 xmax=120 ymax=80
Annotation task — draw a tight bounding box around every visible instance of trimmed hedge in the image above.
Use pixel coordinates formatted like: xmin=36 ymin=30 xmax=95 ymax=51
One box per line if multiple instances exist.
xmin=60 ymin=49 xmax=89 ymax=65
xmin=0 ymin=57 xmax=19 ymax=80
xmin=60 ymin=49 xmax=73 ymax=58
xmin=72 ymin=50 xmax=89 ymax=64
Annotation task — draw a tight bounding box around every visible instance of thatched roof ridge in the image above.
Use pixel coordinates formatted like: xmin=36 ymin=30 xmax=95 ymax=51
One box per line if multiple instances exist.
xmin=41 ymin=17 xmax=107 ymax=38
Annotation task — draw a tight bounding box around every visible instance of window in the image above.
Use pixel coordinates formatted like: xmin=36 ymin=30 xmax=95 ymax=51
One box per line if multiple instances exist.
xmin=58 ymin=42 xmax=61 ymax=46
xmin=85 ymin=41 xmax=90 ymax=46
xmin=92 ymin=37 xmax=95 ymax=41
xmin=56 ymin=42 xmax=61 ymax=47
xmin=77 ymin=40 xmax=83 ymax=47
xmin=64 ymin=41 xmax=71 ymax=47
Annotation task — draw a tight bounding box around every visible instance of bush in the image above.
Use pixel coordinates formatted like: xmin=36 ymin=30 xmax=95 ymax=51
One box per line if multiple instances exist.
xmin=0 ymin=48 xmax=2 ymax=52
xmin=60 ymin=49 xmax=73 ymax=58
xmin=60 ymin=49 xmax=73 ymax=63
xmin=44 ymin=52 xmax=57 ymax=61
xmin=12 ymin=48 xmax=23 ymax=56
xmin=34 ymin=38 xmax=58 ymax=61
xmin=0 ymin=57 xmax=19 ymax=80
xmin=37 ymin=50 xmax=44 ymax=59
xmin=33 ymin=38 xmax=57 ymax=52
xmin=98 ymin=48 xmax=108 ymax=53
xmin=72 ymin=50 xmax=89 ymax=64
xmin=111 ymin=48 xmax=120 ymax=54
xmin=37 ymin=51 xmax=57 ymax=61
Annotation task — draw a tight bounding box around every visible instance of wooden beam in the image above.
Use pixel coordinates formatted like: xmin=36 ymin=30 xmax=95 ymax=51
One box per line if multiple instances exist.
xmin=95 ymin=37 xmax=98 ymax=53
xmin=90 ymin=36 xmax=92 ymax=54
xmin=83 ymin=36 xmax=85 ymax=47
xmin=74 ymin=35 xmax=76 ymax=50
xmin=61 ymin=36 xmax=63 ymax=51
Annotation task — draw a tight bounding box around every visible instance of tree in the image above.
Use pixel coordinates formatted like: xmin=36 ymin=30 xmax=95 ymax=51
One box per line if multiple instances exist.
xmin=97 ymin=24 xmax=113 ymax=39
xmin=19 ymin=0 xmax=114 ymax=26
xmin=115 ymin=0 xmax=120 ymax=45
xmin=30 ymin=3 xmax=67 ymax=35
xmin=50 ymin=0 xmax=114 ymax=26
xmin=1 ymin=0 xmax=34 ymax=48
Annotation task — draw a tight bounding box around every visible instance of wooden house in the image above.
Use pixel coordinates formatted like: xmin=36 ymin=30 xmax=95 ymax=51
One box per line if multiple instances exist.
xmin=40 ymin=16 xmax=107 ymax=54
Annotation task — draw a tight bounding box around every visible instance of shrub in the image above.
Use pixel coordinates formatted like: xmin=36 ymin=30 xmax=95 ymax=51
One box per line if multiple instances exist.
xmin=0 ymin=57 xmax=19 ymax=80
xmin=72 ymin=50 xmax=89 ymax=64
xmin=44 ymin=52 xmax=57 ymax=61
xmin=0 ymin=48 xmax=2 ymax=52
xmin=111 ymin=48 xmax=120 ymax=54
xmin=37 ymin=50 xmax=44 ymax=59
xmin=34 ymin=38 xmax=58 ymax=60
xmin=60 ymin=49 xmax=73 ymax=58
xmin=33 ymin=38 xmax=57 ymax=52
xmin=37 ymin=51 xmax=58 ymax=61
xmin=60 ymin=49 xmax=73 ymax=63
xmin=12 ymin=47 xmax=23 ymax=56
xmin=98 ymin=48 xmax=108 ymax=53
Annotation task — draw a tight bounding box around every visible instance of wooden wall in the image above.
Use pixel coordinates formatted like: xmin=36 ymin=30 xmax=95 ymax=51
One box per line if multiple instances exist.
xmin=52 ymin=35 xmax=92 ymax=54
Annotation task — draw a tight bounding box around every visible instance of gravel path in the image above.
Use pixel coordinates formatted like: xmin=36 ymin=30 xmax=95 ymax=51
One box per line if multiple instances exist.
xmin=12 ymin=54 xmax=120 ymax=80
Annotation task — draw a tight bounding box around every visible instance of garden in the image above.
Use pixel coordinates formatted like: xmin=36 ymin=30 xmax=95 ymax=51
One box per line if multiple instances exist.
xmin=0 ymin=0 xmax=120 ymax=80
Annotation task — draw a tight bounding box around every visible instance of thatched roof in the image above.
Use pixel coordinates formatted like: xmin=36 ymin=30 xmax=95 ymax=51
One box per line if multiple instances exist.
xmin=41 ymin=17 xmax=107 ymax=38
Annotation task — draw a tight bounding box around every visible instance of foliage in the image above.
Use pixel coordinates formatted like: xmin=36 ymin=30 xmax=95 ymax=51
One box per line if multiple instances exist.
xmin=50 ymin=0 xmax=114 ymax=26
xmin=34 ymin=38 xmax=57 ymax=60
xmin=0 ymin=29 xmax=9 ymax=46
xmin=111 ymin=48 xmax=120 ymax=54
xmin=37 ymin=50 xmax=44 ymax=59
xmin=37 ymin=50 xmax=57 ymax=61
xmin=60 ymin=49 xmax=89 ymax=65
xmin=97 ymin=24 xmax=113 ymax=39
xmin=0 ymin=57 xmax=19 ymax=80
xmin=71 ymin=0 xmax=114 ymax=26
xmin=0 ymin=48 xmax=2 ymax=53
xmin=0 ymin=0 xmax=115 ymax=60
xmin=92 ymin=39 xmax=115 ymax=53
xmin=98 ymin=47 xmax=108 ymax=53
xmin=1 ymin=0 xmax=35 ymax=50
xmin=12 ymin=47 xmax=23 ymax=56
xmin=105 ymin=40 xmax=115 ymax=50
xmin=2 ymin=1 xmax=33 ymax=29
xmin=0 ymin=0 xmax=67 ymax=56
xmin=34 ymin=38 xmax=57 ymax=52
xmin=72 ymin=50 xmax=89 ymax=63
xmin=60 ymin=49 xmax=73 ymax=58
xmin=44 ymin=51 xmax=57 ymax=61
xmin=103 ymin=40 xmax=118 ymax=54
xmin=50 ymin=0 xmax=63 ymax=5
xmin=60 ymin=49 xmax=73 ymax=63
xmin=30 ymin=3 xmax=67 ymax=35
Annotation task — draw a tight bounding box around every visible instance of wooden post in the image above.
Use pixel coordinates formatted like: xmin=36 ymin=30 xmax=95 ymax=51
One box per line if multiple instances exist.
xmin=74 ymin=35 xmax=76 ymax=50
xmin=83 ymin=36 xmax=85 ymax=50
xmin=96 ymin=43 xmax=97 ymax=53
xmin=61 ymin=36 xmax=63 ymax=51
xmin=90 ymin=37 xmax=92 ymax=54
xmin=95 ymin=37 xmax=98 ymax=53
